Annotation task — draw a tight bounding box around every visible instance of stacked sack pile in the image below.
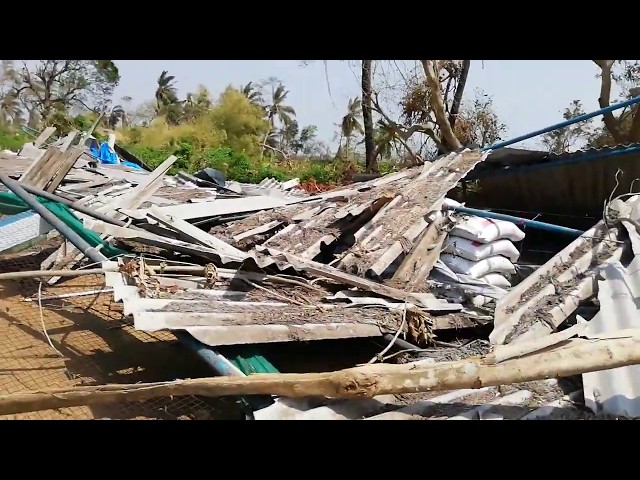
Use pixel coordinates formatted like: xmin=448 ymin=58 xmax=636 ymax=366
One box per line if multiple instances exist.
xmin=439 ymin=214 xmax=525 ymax=290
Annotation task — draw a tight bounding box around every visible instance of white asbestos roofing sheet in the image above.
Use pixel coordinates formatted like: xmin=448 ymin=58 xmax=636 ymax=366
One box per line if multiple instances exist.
xmin=103 ymin=262 xmax=389 ymax=346
xmin=582 ymin=256 xmax=640 ymax=417
xmin=120 ymin=195 xmax=314 ymax=221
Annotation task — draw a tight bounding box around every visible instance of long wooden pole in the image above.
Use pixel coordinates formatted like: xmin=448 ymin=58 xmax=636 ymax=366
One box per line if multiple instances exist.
xmin=2 ymin=332 xmax=640 ymax=416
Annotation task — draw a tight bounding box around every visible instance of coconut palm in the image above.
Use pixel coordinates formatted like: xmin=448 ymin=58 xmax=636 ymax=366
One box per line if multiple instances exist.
xmin=265 ymin=84 xmax=296 ymax=128
xmin=155 ymin=70 xmax=179 ymax=108
xmin=279 ymin=120 xmax=299 ymax=153
xmin=241 ymin=82 xmax=264 ymax=106
xmin=299 ymin=125 xmax=318 ymax=155
xmin=341 ymin=97 xmax=363 ymax=159
xmin=260 ymin=83 xmax=296 ymax=158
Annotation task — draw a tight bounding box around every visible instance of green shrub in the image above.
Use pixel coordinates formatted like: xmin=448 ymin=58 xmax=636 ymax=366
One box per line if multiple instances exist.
xmin=0 ymin=126 xmax=29 ymax=152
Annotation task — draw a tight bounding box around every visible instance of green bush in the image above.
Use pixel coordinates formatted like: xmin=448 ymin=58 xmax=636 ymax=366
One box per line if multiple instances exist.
xmin=0 ymin=126 xmax=29 ymax=152
xmin=121 ymin=142 xmax=350 ymax=186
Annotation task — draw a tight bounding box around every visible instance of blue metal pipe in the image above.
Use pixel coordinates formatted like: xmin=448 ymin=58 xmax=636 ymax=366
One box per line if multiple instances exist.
xmin=443 ymin=204 xmax=585 ymax=236
xmin=174 ymin=331 xmax=243 ymax=377
xmin=483 ymin=95 xmax=640 ymax=151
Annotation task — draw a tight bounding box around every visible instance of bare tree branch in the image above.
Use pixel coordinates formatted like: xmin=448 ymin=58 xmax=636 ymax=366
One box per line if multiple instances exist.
xmin=420 ymin=60 xmax=462 ymax=151
xmin=593 ymin=59 xmax=625 ymax=143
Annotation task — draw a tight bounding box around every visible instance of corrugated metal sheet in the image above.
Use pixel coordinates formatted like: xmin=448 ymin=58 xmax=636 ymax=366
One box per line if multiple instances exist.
xmin=92 ymin=150 xmax=492 ymax=349
xmin=102 ymin=260 xmax=406 ymax=346
xmin=252 ymin=379 xmax=582 ymax=420
xmin=582 ymin=257 xmax=640 ymax=417
xmin=215 ymin=150 xmax=487 ymax=281
xmin=490 ymin=198 xmax=636 ymax=345
xmin=477 ymin=143 xmax=640 ymax=177
xmin=461 ymin=144 xmax=640 ymax=217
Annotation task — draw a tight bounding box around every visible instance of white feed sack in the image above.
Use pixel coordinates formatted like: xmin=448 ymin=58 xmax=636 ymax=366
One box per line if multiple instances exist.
xmin=443 ymin=236 xmax=520 ymax=262
xmin=440 ymin=253 xmax=516 ymax=279
xmin=449 ymin=216 xmax=525 ymax=244
xmin=477 ymin=273 xmax=512 ymax=289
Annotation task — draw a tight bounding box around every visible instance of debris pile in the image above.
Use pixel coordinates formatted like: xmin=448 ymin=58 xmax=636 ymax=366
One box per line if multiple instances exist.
xmin=2 ymin=124 xmax=640 ymax=420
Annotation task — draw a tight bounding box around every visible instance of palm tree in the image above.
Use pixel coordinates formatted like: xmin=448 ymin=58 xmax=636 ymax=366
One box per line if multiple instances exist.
xmin=341 ymin=97 xmax=363 ymax=159
xmin=241 ymin=82 xmax=264 ymax=106
xmin=279 ymin=120 xmax=299 ymax=153
xmin=265 ymin=84 xmax=296 ymax=128
xmin=155 ymin=70 xmax=179 ymax=108
xmin=299 ymin=125 xmax=317 ymax=155
xmin=261 ymin=83 xmax=296 ymax=157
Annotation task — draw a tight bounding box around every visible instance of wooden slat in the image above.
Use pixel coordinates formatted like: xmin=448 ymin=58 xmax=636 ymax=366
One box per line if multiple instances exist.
xmin=33 ymin=126 xmax=56 ymax=148
xmin=148 ymin=206 xmax=247 ymax=260
xmin=28 ymin=149 xmax=66 ymax=189
xmin=45 ymin=147 xmax=84 ymax=192
xmin=19 ymin=146 xmax=58 ymax=185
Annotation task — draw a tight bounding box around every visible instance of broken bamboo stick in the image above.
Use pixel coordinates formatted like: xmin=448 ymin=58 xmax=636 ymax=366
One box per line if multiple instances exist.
xmin=3 ymin=332 xmax=640 ymax=416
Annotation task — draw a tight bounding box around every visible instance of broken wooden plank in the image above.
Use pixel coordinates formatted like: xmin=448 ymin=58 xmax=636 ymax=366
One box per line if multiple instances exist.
xmin=390 ymin=214 xmax=450 ymax=290
xmin=147 ymin=206 xmax=247 ymax=260
xmin=45 ymin=147 xmax=84 ymax=192
xmin=28 ymin=149 xmax=67 ymax=189
xmin=58 ymin=130 xmax=78 ymax=152
xmin=33 ymin=126 xmax=56 ymax=148
xmin=99 ymin=155 xmax=177 ymax=213
xmin=19 ymin=146 xmax=58 ymax=185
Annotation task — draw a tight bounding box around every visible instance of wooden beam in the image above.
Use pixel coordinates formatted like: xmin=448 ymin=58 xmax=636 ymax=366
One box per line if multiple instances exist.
xmin=3 ymin=330 xmax=640 ymax=416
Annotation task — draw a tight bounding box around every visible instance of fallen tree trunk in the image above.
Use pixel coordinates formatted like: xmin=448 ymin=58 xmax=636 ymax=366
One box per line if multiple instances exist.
xmin=3 ymin=332 xmax=640 ymax=416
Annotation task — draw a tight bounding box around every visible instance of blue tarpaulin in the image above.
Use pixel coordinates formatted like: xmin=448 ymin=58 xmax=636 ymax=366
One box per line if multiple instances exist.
xmin=90 ymin=141 xmax=142 ymax=170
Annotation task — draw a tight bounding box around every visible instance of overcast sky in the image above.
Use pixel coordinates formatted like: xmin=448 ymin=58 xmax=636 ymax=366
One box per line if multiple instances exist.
xmin=112 ymin=60 xmax=612 ymax=150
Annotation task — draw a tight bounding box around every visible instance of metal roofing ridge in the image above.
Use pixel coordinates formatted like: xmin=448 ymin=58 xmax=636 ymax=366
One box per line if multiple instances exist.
xmin=545 ymin=141 xmax=640 ymax=159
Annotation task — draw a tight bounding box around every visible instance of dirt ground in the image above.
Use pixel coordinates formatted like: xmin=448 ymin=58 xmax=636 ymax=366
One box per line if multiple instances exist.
xmin=0 ymin=243 xmax=244 ymax=420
